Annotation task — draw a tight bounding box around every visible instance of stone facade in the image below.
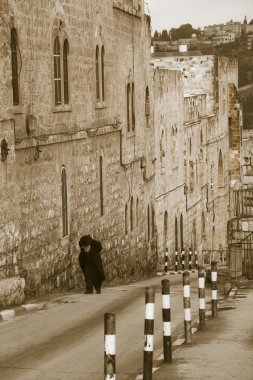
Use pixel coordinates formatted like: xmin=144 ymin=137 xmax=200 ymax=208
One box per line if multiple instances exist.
xmin=0 ymin=1 xmax=242 ymax=306
xmin=152 ymin=55 xmax=241 ymax=267
xmin=0 ymin=0 xmax=157 ymax=305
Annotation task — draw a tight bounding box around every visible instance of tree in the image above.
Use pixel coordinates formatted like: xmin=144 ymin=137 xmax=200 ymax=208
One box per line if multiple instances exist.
xmin=154 ymin=30 xmax=159 ymax=39
xmin=161 ymin=29 xmax=169 ymax=41
xmin=169 ymin=24 xmax=201 ymax=40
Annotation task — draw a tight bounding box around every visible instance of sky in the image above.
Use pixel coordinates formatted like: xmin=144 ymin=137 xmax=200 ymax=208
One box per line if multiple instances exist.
xmin=146 ymin=0 xmax=253 ymax=33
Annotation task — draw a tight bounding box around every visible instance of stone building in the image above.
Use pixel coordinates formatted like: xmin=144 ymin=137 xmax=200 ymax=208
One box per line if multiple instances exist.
xmin=152 ymin=55 xmax=241 ymax=268
xmin=0 ymin=0 xmax=158 ymax=306
xmin=0 ymin=0 xmax=243 ymax=307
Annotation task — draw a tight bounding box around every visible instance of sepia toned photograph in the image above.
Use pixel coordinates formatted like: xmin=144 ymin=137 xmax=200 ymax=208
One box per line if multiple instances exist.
xmin=0 ymin=0 xmax=253 ymax=379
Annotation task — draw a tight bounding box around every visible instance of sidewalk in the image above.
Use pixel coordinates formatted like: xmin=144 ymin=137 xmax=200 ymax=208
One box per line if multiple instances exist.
xmin=153 ymin=288 xmax=253 ymax=380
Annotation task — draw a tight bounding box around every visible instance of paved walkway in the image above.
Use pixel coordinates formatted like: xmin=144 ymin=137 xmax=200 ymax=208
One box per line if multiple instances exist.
xmin=153 ymin=289 xmax=253 ymax=380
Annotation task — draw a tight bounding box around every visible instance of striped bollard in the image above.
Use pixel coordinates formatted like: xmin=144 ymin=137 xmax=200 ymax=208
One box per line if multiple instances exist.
xmin=164 ymin=248 xmax=168 ymax=273
xmin=195 ymin=250 xmax=198 ymax=268
xmin=143 ymin=287 xmax=155 ymax=380
xmin=161 ymin=279 xmax=172 ymax=363
xmin=181 ymin=249 xmax=185 ymax=271
xmin=211 ymin=261 xmax=218 ymax=318
xmin=189 ymin=249 xmax=192 ymax=271
xmin=175 ymin=251 xmax=178 ymax=272
xmin=104 ymin=313 xmax=116 ymax=380
xmin=198 ymin=266 xmax=206 ymax=329
xmin=183 ymin=271 xmax=192 ymax=344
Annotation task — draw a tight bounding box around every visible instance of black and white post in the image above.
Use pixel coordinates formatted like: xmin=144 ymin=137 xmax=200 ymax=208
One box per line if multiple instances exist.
xmin=143 ymin=287 xmax=155 ymax=380
xmin=183 ymin=271 xmax=192 ymax=344
xmin=181 ymin=249 xmax=185 ymax=271
xmin=164 ymin=248 xmax=168 ymax=273
xmin=161 ymin=279 xmax=172 ymax=363
xmin=211 ymin=261 xmax=218 ymax=318
xmin=195 ymin=250 xmax=198 ymax=268
xmin=198 ymin=266 xmax=206 ymax=329
xmin=175 ymin=250 xmax=178 ymax=272
xmin=104 ymin=313 xmax=116 ymax=380
xmin=189 ymin=248 xmax=192 ymax=271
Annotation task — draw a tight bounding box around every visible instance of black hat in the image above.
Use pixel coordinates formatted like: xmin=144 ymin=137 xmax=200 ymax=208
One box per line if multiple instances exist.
xmin=79 ymin=235 xmax=92 ymax=247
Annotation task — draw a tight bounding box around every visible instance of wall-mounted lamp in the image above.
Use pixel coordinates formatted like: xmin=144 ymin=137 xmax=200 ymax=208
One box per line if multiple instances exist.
xmin=1 ymin=139 xmax=10 ymax=161
xmin=34 ymin=144 xmax=42 ymax=161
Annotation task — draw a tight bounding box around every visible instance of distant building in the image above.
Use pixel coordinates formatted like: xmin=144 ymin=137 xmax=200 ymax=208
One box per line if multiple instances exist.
xmin=212 ymin=32 xmax=236 ymax=45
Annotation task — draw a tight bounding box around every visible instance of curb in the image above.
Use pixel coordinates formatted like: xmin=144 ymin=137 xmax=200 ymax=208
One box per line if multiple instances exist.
xmin=0 ymin=303 xmax=40 ymax=322
xmin=157 ymin=270 xmax=197 ymax=276
xmin=227 ymin=286 xmax=238 ymax=299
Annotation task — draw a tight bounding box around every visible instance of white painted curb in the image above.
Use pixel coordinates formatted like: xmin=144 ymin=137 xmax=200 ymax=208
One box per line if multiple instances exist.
xmin=0 ymin=309 xmax=15 ymax=321
xmin=22 ymin=304 xmax=38 ymax=312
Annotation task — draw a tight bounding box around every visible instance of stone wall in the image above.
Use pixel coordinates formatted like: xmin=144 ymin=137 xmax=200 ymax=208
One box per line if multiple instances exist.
xmin=0 ymin=0 xmax=158 ymax=305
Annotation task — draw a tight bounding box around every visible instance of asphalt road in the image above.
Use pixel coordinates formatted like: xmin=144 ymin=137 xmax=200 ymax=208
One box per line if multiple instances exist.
xmin=0 ymin=273 xmax=209 ymax=380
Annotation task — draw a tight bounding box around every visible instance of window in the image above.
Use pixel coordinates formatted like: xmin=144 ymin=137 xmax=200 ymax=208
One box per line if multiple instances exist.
xmin=132 ymin=83 xmax=135 ymax=131
xmin=145 ymin=86 xmax=150 ymax=127
xmin=218 ymin=150 xmax=224 ymax=188
xmin=151 ymin=203 xmax=155 ymax=238
xmin=53 ymin=37 xmax=62 ymax=104
xmin=125 ymin=204 xmax=128 ymax=235
xmin=136 ymin=197 xmax=139 ymax=227
xmin=163 ymin=211 xmax=168 ymax=249
xmin=130 ymin=196 xmax=134 ymax=231
xmin=147 ymin=204 xmax=150 ymax=241
xmin=11 ymin=28 xmax=19 ymax=105
xmin=126 ymin=81 xmax=135 ymax=133
xmin=127 ymin=83 xmax=131 ymax=132
xmin=189 ymin=161 xmax=194 ymax=192
xmin=201 ymin=212 xmax=206 ymax=239
xmin=99 ymin=156 xmax=104 ymax=216
xmin=101 ymin=46 xmax=105 ymax=101
xmin=180 ymin=214 xmax=184 ymax=249
xmin=63 ymin=39 xmax=69 ymax=104
xmin=175 ymin=217 xmax=178 ymax=252
xmin=95 ymin=45 xmax=105 ymax=103
xmin=96 ymin=46 xmax=100 ymax=101
xmin=61 ymin=166 xmax=68 ymax=237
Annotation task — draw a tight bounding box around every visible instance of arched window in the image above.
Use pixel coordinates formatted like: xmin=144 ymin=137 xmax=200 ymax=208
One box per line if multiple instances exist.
xmin=63 ymin=39 xmax=69 ymax=104
xmin=11 ymin=28 xmax=19 ymax=105
xmin=130 ymin=196 xmax=134 ymax=231
xmin=125 ymin=204 xmax=128 ymax=235
xmin=54 ymin=37 xmax=61 ymax=104
xmin=61 ymin=166 xmax=68 ymax=237
xmin=180 ymin=213 xmax=184 ymax=249
xmin=132 ymin=83 xmax=135 ymax=131
xmin=218 ymin=150 xmax=224 ymax=189
xmin=147 ymin=204 xmax=150 ymax=241
xmin=145 ymin=86 xmax=150 ymax=127
xmin=96 ymin=46 xmax=100 ymax=101
xmin=127 ymin=83 xmax=131 ymax=132
xmin=101 ymin=45 xmax=105 ymax=101
xmin=99 ymin=156 xmax=104 ymax=216
xmin=175 ymin=216 xmax=178 ymax=252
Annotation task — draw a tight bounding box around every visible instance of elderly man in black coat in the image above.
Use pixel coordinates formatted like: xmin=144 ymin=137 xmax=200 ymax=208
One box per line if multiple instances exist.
xmin=78 ymin=235 xmax=105 ymax=294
